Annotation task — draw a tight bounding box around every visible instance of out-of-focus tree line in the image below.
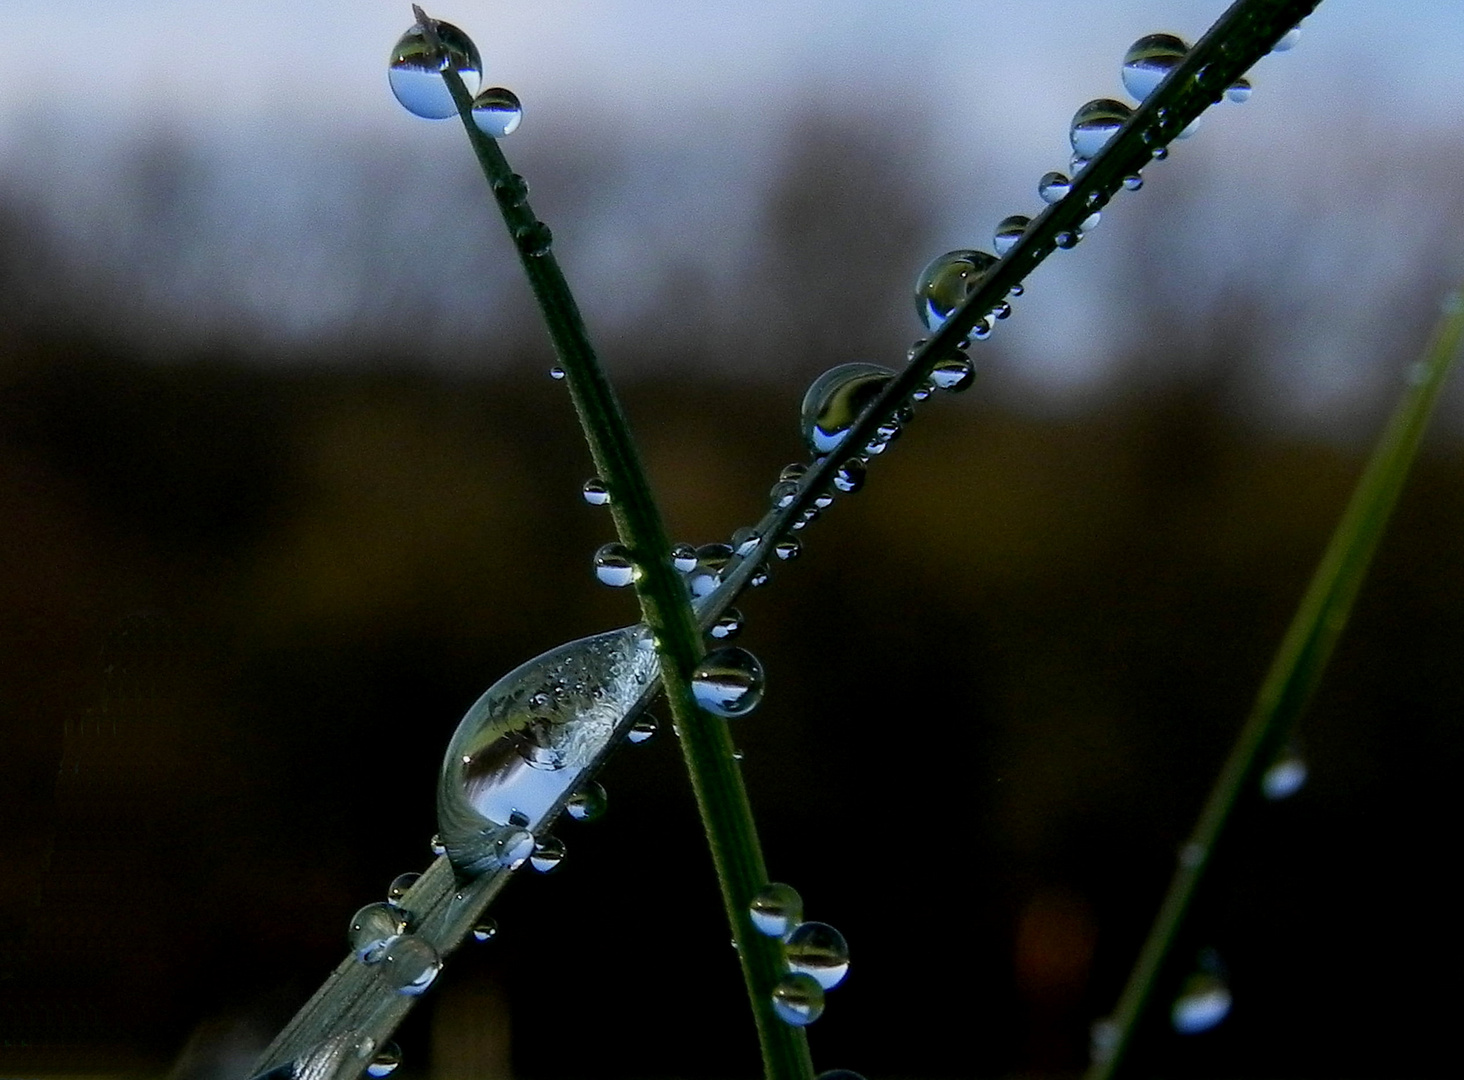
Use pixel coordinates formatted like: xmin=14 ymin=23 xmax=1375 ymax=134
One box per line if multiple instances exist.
xmin=0 ymin=110 xmax=1460 ymax=1079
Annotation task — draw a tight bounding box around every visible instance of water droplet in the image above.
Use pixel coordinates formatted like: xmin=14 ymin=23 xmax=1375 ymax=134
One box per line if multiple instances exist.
xmin=710 ymin=608 xmax=744 ymax=640
xmin=800 ymin=363 xmax=895 ymax=456
xmin=438 ymin=625 xmax=660 ymax=876
xmin=1090 ymin=1017 xmax=1120 ymax=1064
xmin=815 ymin=1072 xmax=866 ymax=1080
xmin=769 ymin=479 xmax=800 ymax=510
xmin=515 ymin=222 xmax=553 ymax=257
xmin=387 ymin=873 xmax=420 ymax=904
xmin=1272 ymin=26 xmax=1301 ymax=52
xmin=731 ymin=527 xmax=762 ymax=557
xmin=566 ymin=781 xmax=607 ymax=821
xmin=493 ymin=173 xmax=529 ymax=207
xmin=1038 ymin=171 xmax=1071 ymax=204
xmin=1123 ymin=173 xmax=1143 ymax=191
xmin=779 ymin=462 xmax=809 ymax=483
xmin=472 ymin=919 xmax=498 ymax=943
xmin=833 ymin=459 xmax=867 ymax=494
xmin=628 ymin=716 xmax=658 ymax=743
xmin=471 ymin=86 xmax=523 ymax=137
xmin=381 ymin=934 xmax=441 ymax=996
xmin=1151 ymin=144 xmax=1170 ymax=160
xmin=1081 ymin=211 xmax=1102 ymax=231
xmin=771 ymin=973 xmax=825 ymax=1026
xmin=695 ymin=543 xmax=734 ymax=572
xmin=691 ymin=647 xmax=765 ymax=718
xmin=914 ymin=250 xmax=998 ymax=333
xmin=749 ymin=882 xmax=804 ymax=938
xmin=430 ymin=833 xmax=446 ymax=856
xmin=1009 ymin=282 xmax=1025 ymax=297
xmin=548 ymin=366 xmax=566 ymax=381
xmin=1055 ymin=230 xmax=1080 ymax=249
xmin=750 ymin=566 xmax=770 ymax=587
xmin=582 ymin=478 xmax=610 ymax=506
xmin=1225 ymin=77 xmax=1252 ymax=103
xmin=366 ymin=1043 xmax=403 ymax=1078
xmin=969 ymin=317 xmax=992 ymax=341
xmin=784 ymin=921 xmax=850 ymax=989
xmin=530 ymin=836 xmax=565 ymax=872
xmin=1121 ymin=33 xmax=1188 ymax=100
xmin=991 ymin=299 xmax=1012 ymax=320
xmin=1070 ymin=99 xmax=1133 ymax=158
xmin=593 ymin=542 xmax=637 ymax=587
xmin=1171 ymin=973 xmax=1232 ymax=1033
xmin=388 ymin=19 xmax=482 ymax=119
xmin=1261 ymin=749 xmax=1308 ymax=800
xmin=930 ymin=354 xmax=975 ymax=392
xmin=774 ymin=539 xmax=802 ymax=561
xmin=671 ymin=543 xmax=698 ymax=573
xmin=350 ymin=902 xmax=408 ymax=963
xmin=993 ymin=215 xmax=1030 ymax=256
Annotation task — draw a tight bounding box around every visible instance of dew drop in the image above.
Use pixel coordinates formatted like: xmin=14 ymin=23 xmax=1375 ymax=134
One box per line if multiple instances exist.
xmin=800 ymin=363 xmax=895 ymax=456
xmin=993 ymin=215 xmax=1030 ymax=256
xmin=710 ymin=608 xmax=744 ymax=641
xmin=779 ymin=462 xmax=809 ymax=483
xmin=515 ymin=222 xmax=553 ymax=257
xmin=530 ymin=836 xmax=565 ymax=873
xmin=833 ymin=459 xmax=866 ymax=494
xmin=566 ymin=781 xmax=607 ymax=821
xmin=430 ymin=833 xmax=446 ymax=857
xmin=784 ymin=921 xmax=850 ymax=989
xmin=1123 ymin=174 xmax=1144 ymax=191
xmin=1081 ymin=211 xmax=1102 ymax=231
xmin=769 ymin=479 xmax=800 ymax=511
xmin=1171 ymin=973 xmax=1232 ymax=1033
xmin=969 ymin=317 xmax=992 ymax=341
xmin=771 ymin=973 xmax=825 ymax=1026
xmin=1038 ymin=171 xmax=1071 ymax=204
xmin=582 ymin=478 xmax=610 ymax=506
xmin=671 ymin=543 xmax=698 ymax=573
xmin=628 ymin=716 xmax=658 ymax=743
xmin=1055 ymin=230 xmax=1080 ymax=249
xmin=366 ymin=1043 xmax=403 ymax=1078
xmin=750 ymin=566 xmax=770 ymax=587
xmin=1121 ymin=33 xmax=1188 ymax=101
xmin=930 ymin=354 xmax=975 ymax=392
xmin=1272 ymin=26 xmax=1301 ymax=52
xmin=774 ymin=539 xmax=802 ymax=561
xmin=992 ymin=299 xmax=1012 ymax=320
xmin=381 ymin=934 xmax=441 ymax=996
xmin=471 ymin=86 xmax=523 ymax=137
xmin=691 ymin=647 xmax=765 ymax=718
xmin=548 ymin=366 xmax=566 ymax=380
xmin=731 ymin=527 xmax=762 ymax=557
xmin=1261 ymin=749 xmax=1308 ymax=800
xmin=387 ymin=873 xmax=420 ymax=904
xmin=1225 ymin=77 xmax=1252 ymax=103
xmin=493 ymin=173 xmax=529 ymax=207
xmin=1151 ymin=145 xmax=1170 ymax=161
xmin=914 ymin=250 xmax=998 ymax=333
xmin=387 ymin=20 xmax=483 ymax=119
xmin=749 ymin=882 xmax=804 ymax=938
xmin=350 ymin=902 xmax=408 ymax=963
xmin=472 ymin=919 xmax=499 ymax=943
xmin=1070 ymin=99 xmax=1133 ymax=158
xmin=594 ymin=543 xmax=637 ymax=588
xmin=695 ymin=543 xmax=735 ymax=572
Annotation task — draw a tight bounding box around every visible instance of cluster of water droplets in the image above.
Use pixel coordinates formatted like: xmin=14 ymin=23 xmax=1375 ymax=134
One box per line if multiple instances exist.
xmin=388 ymin=14 xmax=523 ymax=136
xmin=747 ymin=882 xmax=851 ymax=1027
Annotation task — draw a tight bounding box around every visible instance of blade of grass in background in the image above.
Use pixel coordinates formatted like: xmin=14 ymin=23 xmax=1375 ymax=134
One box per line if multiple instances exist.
xmin=1086 ymin=287 xmax=1464 ymax=1080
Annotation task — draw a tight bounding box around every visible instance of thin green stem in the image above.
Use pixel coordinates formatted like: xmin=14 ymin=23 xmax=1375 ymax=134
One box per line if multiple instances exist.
xmin=1085 ymin=288 xmax=1464 ymax=1080
xmin=423 ymin=12 xmax=812 ymax=1078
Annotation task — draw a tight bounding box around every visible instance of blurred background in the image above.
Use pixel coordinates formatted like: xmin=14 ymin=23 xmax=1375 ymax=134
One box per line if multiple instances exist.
xmin=2 ymin=1 xmax=1463 ymax=1078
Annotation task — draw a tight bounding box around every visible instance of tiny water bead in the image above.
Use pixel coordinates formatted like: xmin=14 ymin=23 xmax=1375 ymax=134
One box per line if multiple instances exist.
xmin=993 ymin=215 xmax=1030 ymax=256
xmin=833 ymin=459 xmax=866 ymax=494
xmin=593 ymin=542 xmax=637 ymax=587
xmin=493 ymin=172 xmax=529 ymax=208
xmin=1038 ymin=171 xmax=1071 ymax=204
xmin=1055 ymin=229 xmax=1080 ymax=250
xmin=1171 ymin=971 xmax=1232 ymax=1033
xmin=1261 ymin=749 xmax=1308 ymax=800
xmin=914 ymin=250 xmax=998 ymax=333
xmin=515 ymin=221 xmax=554 ymax=257
xmin=775 ymin=539 xmax=802 ymax=561
xmin=1070 ymin=99 xmax=1134 ymax=159
xmin=471 ymin=86 xmax=523 ymax=137
xmin=381 ymin=934 xmax=442 ymax=996
xmin=548 ymin=366 xmax=566 ymax=381
xmin=731 ymin=527 xmax=762 ymax=557
xmin=749 ymin=882 xmax=804 ymax=938
xmin=1225 ymin=77 xmax=1252 ymax=104
xmin=387 ymin=872 xmax=420 ymax=903
xmin=690 ymin=647 xmax=766 ymax=718
xmin=628 ymin=716 xmax=658 ymax=743
xmin=350 ymin=902 xmax=408 ymax=963
xmin=366 ymin=1042 xmax=403 ymax=1078
xmin=771 ymin=973 xmax=825 ymax=1026
xmin=801 ymin=363 xmax=896 ymax=456
xmin=566 ymin=781 xmax=607 ymax=821
xmin=1121 ymin=33 xmax=1188 ymax=101
xmin=671 ymin=543 xmax=698 ymax=573
xmin=472 ymin=919 xmax=499 ymax=943
xmin=430 ymin=833 xmax=446 ymax=856
xmin=1123 ymin=173 xmax=1144 ymax=191
xmin=930 ymin=354 xmax=975 ymax=392
xmin=388 ymin=20 xmax=483 ymax=120
xmin=1272 ymin=25 xmax=1301 ymax=52
xmin=582 ymin=478 xmax=610 ymax=506
xmin=783 ymin=921 xmax=850 ymax=989
xmin=710 ymin=607 xmax=744 ymax=640
xmin=530 ymin=836 xmax=565 ymax=872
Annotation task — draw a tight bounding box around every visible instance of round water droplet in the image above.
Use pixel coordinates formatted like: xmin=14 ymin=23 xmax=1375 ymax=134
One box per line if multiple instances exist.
xmin=774 ymin=539 xmax=802 ymax=561
xmin=1121 ymin=33 xmax=1188 ymax=100
xmin=1261 ymin=751 xmax=1308 ymax=800
xmin=1055 ymin=230 xmax=1080 ymax=249
xmin=750 ymin=566 xmax=770 ymax=586
xmin=930 ymin=354 xmax=975 ymax=392
xmin=784 ymin=921 xmax=850 ymax=989
xmin=749 ymin=882 xmax=804 ymax=938
xmin=1225 ymin=77 xmax=1252 ymax=104
xmin=628 ymin=716 xmax=658 ymax=743
xmin=566 ymin=781 xmax=607 ymax=821
xmin=430 ymin=833 xmax=447 ymax=856
xmin=1272 ymin=26 xmax=1301 ymax=52
xmin=594 ymin=543 xmax=637 ymax=588
xmin=800 ymin=363 xmax=895 ymax=456
xmin=549 ymin=366 xmax=566 ymax=381
xmin=993 ymin=215 xmax=1030 ymax=256
xmin=515 ymin=222 xmax=553 ymax=257
xmin=388 ymin=20 xmax=483 ymax=119
xmin=695 ymin=543 xmax=734 ymax=572
xmin=382 ymin=934 xmax=441 ymax=996
xmin=366 ymin=1043 xmax=403 ymax=1078
xmin=914 ymin=250 xmax=997 ymax=333
xmin=1081 ymin=211 xmax=1102 ymax=231
xmin=833 ymin=459 xmax=866 ymax=494
xmin=495 ymin=827 xmax=537 ymax=870
xmin=582 ymin=478 xmax=610 ymax=506
xmin=769 ymin=479 xmax=800 ymax=511
xmin=1123 ymin=173 xmax=1144 ymax=191
xmin=710 ymin=607 xmax=744 ymax=640
xmin=1038 ymin=171 xmax=1071 ymax=204
xmin=731 ymin=527 xmax=762 ymax=557
xmin=471 ymin=86 xmax=523 ymax=137
xmin=771 ymin=973 xmax=825 ymax=1026
xmin=691 ymin=647 xmax=765 ymax=718
xmin=472 ymin=919 xmax=498 ymax=943
xmin=387 ymin=872 xmax=420 ymax=903
xmin=530 ymin=836 xmax=565 ymax=872
xmin=350 ymin=902 xmax=408 ymax=963
xmin=779 ymin=462 xmax=809 ymax=483
xmin=991 ymin=299 xmax=1012 ymax=320
xmin=671 ymin=543 xmax=698 ymax=573
xmin=1171 ymin=973 xmax=1232 ymax=1033
xmin=493 ymin=173 xmax=529 ymax=207
xmin=1070 ymin=99 xmax=1134 ymax=159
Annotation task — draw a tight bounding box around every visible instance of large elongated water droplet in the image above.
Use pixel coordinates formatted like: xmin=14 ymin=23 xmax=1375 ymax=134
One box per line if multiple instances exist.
xmin=784 ymin=921 xmax=850 ymax=989
xmin=1121 ymin=34 xmax=1189 ymax=100
xmin=350 ymin=902 xmax=408 ymax=963
xmin=801 ymin=363 xmax=895 ymax=456
xmin=1070 ymin=99 xmax=1134 ymax=158
xmin=750 ymin=882 xmax=804 ymax=938
xmin=772 ymin=973 xmax=825 ymax=1026
xmin=388 ymin=20 xmax=483 ymax=119
xmin=472 ymin=87 xmax=523 ymax=137
xmin=438 ymin=626 xmax=660 ymax=876
xmin=690 ymin=647 xmax=765 ymax=718
xmin=914 ymin=250 xmax=997 ymax=332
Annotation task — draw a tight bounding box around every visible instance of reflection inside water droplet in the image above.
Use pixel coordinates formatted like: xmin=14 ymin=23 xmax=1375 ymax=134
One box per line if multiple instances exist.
xmin=1070 ymin=99 xmax=1133 ymax=158
xmin=771 ymin=973 xmax=825 ymax=1026
xmin=749 ymin=882 xmax=804 ymax=938
xmin=350 ymin=902 xmax=408 ymax=963
xmin=914 ymin=250 xmax=997 ymax=333
xmin=784 ymin=921 xmax=850 ymax=989
xmin=387 ymin=20 xmax=483 ymax=119
xmin=691 ymin=647 xmax=766 ymax=718
xmin=382 ymin=934 xmax=441 ymax=995
xmin=366 ymin=1042 xmax=403 ymax=1077
xmin=1039 ymin=172 xmax=1071 ymax=204
xmin=566 ymin=781 xmax=607 ymax=821
xmin=801 ymin=364 xmax=895 ymax=456
xmin=1121 ymin=33 xmax=1188 ymax=100
xmin=472 ymin=919 xmax=498 ymax=943
xmin=471 ymin=86 xmax=523 ymax=137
